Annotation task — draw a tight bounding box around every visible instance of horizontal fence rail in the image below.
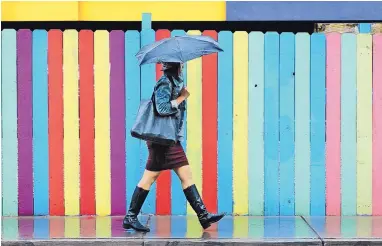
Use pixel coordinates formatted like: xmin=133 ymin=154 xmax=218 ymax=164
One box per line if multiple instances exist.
xmin=1 ymin=29 xmax=382 ymax=216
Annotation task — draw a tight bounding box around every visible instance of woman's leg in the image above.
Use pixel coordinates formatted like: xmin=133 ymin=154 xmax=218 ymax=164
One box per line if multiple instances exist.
xmin=123 ymin=169 xmax=161 ymax=232
xmin=173 ymin=165 xmax=225 ymax=230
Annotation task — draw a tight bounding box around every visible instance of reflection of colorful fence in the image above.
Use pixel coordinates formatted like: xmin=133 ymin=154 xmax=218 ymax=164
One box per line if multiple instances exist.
xmin=2 ymin=216 xmax=382 ymax=241
xmin=1 ymin=29 xmax=382 ymax=217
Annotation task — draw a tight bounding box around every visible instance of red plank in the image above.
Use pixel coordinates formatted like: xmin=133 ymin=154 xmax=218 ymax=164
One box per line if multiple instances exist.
xmin=202 ymin=30 xmax=218 ymax=213
xmin=155 ymin=29 xmax=172 ymax=215
xmin=48 ymin=30 xmax=64 ymax=215
xmin=79 ymin=30 xmax=96 ymax=215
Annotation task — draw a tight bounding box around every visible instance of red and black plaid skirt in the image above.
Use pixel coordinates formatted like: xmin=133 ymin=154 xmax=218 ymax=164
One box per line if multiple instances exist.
xmin=145 ymin=141 xmax=189 ymax=171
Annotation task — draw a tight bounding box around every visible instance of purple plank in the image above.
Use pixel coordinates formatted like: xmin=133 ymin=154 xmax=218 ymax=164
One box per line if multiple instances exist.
xmin=110 ymin=30 xmax=126 ymax=215
xmin=17 ymin=29 xmax=33 ymax=215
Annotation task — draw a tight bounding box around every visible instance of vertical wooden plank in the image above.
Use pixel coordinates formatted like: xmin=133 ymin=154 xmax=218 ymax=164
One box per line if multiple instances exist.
xmin=63 ymin=30 xmax=80 ymax=215
xmin=310 ymin=33 xmax=326 ymax=216
xmin=110 ymin=30 xmax=126 ymax=215
xmin=34 ymin=218 xmax=49 ymax=239
xmin=248 ymin=32 xmax=264 ymax=215
xmin=79 ymin=30 xmax=95 ymax=215
xmin=94 ymin=30 xmax=111 ymax=216
xmin=171 ymin=29 xmax=187 ymax=215
xmin=357 ymin=34 xmax=373 ymax=215
xmin=218 ymin=31 xmax=233 ymax=215
xmin=32 ymin=29 xmax=49 ymax=215
xmin=80 ymin=217 xmax=96 ymax=238
xmin=155 ymin=29 xmax=172 ymax=215
xmin=373 ymin=34 xmax=382 ymax=215
xmin=233 ymin=31 xmax=249 ymax=215
xmin=186 ymin=30 xmax=203 ymax=215
xmin=17 ymin=29 xmax=33 ymax=215
xmin=264 ymin=32 xmax=279 ymax=216
xmin=49 ymin=217 xmax=64 ymax=238
xmin=202 ymin=30 xmax=218 ymax=213
xmin=341 ymin=33 xmax=357 ymax=216
xmin=48 ymin=30 xmax=64 ymax=215
xmin=295 ymin=33 xmax=310 ymax=215
xmin=2 ymin=218 xmax=18 ymax=240
xmin=125 ymin=30 xmax=141 ymax=210
xmin=1 ymin=29 xmax=18 ymax=216
xmin=140 ymin=28 xmax=156 ymax=214
xmin=64 ymin=217 xmax=80 ymax=238
xmin=326 ymin=33 xmax=341 ymax=216
xmin=359 ymin=23 xmax=371 ymax=34
xmin=279 ymin=32 xmax=295 ymax=216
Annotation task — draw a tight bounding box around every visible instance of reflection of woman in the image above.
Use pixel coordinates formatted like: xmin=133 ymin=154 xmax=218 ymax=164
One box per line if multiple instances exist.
xmin=123 ymin=62 xmax=225 ymax=232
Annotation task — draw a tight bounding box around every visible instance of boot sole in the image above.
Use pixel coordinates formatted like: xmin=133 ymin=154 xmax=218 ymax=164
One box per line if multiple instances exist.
xmin=123 ymin=223 xmax=150 ymax=232
xmin=201 ymin=214 xmax=226 ymax=230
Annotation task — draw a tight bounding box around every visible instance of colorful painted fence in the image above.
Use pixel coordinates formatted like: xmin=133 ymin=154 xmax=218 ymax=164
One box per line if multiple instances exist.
xmin=1 ymin=29 xmax=382 ymax=217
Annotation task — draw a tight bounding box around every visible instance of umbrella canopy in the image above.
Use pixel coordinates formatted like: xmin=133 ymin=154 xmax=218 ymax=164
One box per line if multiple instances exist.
xmin=136 ymin=35 xmax=223 ymax=65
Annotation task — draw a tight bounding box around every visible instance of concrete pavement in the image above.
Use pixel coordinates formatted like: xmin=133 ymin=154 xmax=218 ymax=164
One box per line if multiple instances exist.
xmin=2 ymin=216 xmax=381 ymax=245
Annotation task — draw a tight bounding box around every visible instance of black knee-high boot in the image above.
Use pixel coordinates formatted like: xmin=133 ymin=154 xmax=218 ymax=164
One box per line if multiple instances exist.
xmin=123 ymin=186 xmax=150 ymax=232
xmin=183 ymin=184 xmax=226 ymax=229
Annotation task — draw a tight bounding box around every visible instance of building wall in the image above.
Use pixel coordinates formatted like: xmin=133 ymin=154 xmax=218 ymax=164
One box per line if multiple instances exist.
xmin=2 ymin=1 xmax=382 ymax=22
xmin=2 ymin=29 xmax=382 ymax=216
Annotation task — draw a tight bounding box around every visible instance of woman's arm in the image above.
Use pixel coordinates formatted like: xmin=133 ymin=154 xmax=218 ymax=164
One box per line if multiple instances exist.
xmin=154 ymin=80 xmax=180 ymax=116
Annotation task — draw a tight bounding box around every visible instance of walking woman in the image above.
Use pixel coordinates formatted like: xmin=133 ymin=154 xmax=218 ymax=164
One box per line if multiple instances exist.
xmin=123 ymin=62 xmax=225 ymax=232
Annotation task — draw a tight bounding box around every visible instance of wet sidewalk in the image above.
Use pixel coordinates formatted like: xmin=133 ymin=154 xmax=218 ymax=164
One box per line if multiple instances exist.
xmin=2 ymin=216 xmax=382 ymax=245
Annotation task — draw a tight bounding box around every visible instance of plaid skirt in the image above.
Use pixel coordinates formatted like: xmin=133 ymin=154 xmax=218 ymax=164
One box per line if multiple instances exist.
xmin=145 ymin=141 xmax=189 ymax=171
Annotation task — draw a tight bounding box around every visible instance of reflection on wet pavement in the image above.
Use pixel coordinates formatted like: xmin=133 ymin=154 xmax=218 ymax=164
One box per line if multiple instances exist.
xmin=2 ymin=216 xmax=381 ymax=241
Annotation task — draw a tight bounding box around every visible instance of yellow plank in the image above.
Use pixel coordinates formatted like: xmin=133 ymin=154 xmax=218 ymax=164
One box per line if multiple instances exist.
xmin=1 ymin=1 xmax=79 ymax=21
xmin=79 ymin=1 xmax=225 ymax=21
xmin=96 ymin=216 xmax=111 ymax=238
xmin=233 ymin=31 xmax=249 ymax=215
xmin=64 ymin=217 xmax=80 ymax=238
xmin=186 ymin=30 xmax=203 ymax=215
xmin=356 ymin=34 xmax=372 ymax=215
xmin=63 ymin=30 xmax=80 ymax=216
xmin=94 ymin=30 xmax=111 ymax=216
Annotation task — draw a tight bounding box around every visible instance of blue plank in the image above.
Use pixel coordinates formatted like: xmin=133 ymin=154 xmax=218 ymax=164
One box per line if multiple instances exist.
xmin=32 ymin=30 xmax=49 ymax=215
xmin=279 ymin=32 xmax=295 ymax=216
xmin=359 ymin=23 xmax=372 ymax=33
xmin=227 ymin=2 xmax=382 ymax=21
xmin=170 ymin=216 xmax=186 ymax=238
xmin=217 ymin=31 xmax=233 ymax=215
xmin=141 ymin=13 xmax=152 ymax=30
xmin=140 ymin=29 xmax=156 ymax=214
xmin=294 ymin=33 xmax=311 ymax=215
xmin=125 ymin=31 xmax=141 ymax=210
xmin=264 ymin=32 xmax=280 ymax=216
xmin=248 ymin=31 xmax=264 ymax=215
xmin=1 ymin=29 xmax=18 ymax=216
xmin=341 ymin=33 xmax=357 ymax=215
xmin=171 ymin=29 xmax=187 ymax=215
xmin=33 ymin=218 xmax=49 ymax=239
xmin=310 ymin=33 xmax=326 ymax=216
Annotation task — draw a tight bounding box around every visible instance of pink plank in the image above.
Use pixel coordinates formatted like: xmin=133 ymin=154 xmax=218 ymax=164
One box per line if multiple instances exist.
xmin=17 ymin=29 xmax=34 ymax=215
xmin=109 ymin=30 xmax=126 ymax=215
xmin=373 ymin=34 xmax=382 ymax=216
xmin=326 ymin=33 xmax=341 ymax=215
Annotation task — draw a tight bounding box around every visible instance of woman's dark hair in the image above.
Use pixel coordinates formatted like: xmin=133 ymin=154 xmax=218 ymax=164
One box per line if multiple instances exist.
xmin=164 ymin=63 xmax=181 ymax=81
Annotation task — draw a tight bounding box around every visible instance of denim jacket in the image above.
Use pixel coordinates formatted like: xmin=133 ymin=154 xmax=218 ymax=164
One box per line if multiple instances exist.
xmin=153 ymin=75 xmax=186 ymax=142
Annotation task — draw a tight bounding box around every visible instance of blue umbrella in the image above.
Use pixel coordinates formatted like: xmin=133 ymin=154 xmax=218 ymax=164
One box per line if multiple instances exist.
xmin=136 ymin=35 xmax=223 ymax=65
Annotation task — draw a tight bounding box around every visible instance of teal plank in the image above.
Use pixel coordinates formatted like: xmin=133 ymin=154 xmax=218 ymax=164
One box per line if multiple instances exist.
xmin=1 ymin=218 xmax=18 ymax=240
xmin=359 ymin=23 xmax=371 ymax=33
xmin=341 ymin=33 xmax=357 ymax=215
xmin=279 ymin=32 xmax=295 ymax=216
xmin=310 ymin=33 xmax=326 ymax=216
xmin=248 ymin=31 xmax=264 ymax=215
xmin=295 ymin=33 xmax=311 ymax=215
xmin=140 ymin=29 xmax=156 ymax=214
xmin=264 ymin=32 xmax=280 ymax=216
xmin=1 ymin=29 xmax=18 ymax=216
xmin=125 ymin=31 xmax=141 ymax=210
xmin=218 ymin=31 xmax=233 ymax=214
xmin=32 ymin=30 xmax=49 ymax=215
xmin=171 ymin=29 xmax=187 ymax=215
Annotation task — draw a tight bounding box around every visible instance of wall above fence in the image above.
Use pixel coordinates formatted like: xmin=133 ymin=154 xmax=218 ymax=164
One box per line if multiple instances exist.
xmin=1 ymin=29 xmax=382 ymax=218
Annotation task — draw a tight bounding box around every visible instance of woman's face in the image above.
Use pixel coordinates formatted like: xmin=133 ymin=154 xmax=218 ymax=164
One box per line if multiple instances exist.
xmin=178 ymin=63 xmax=184 ymax=75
